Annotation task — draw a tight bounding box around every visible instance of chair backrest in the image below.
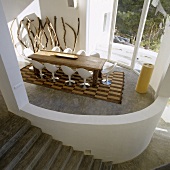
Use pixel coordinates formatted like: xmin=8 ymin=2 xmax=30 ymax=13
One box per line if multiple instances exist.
xmin=31 ymin=60 xmax=44 ymax=70
xmin=76 ymin=68 xmax=92 ymax=79
xmin=24 ymin=48 xmax=34 ymax=57
xmin=44 ymin=63 xmax=58 ymax=73
xmin=61 ymin=65 xmax=75 ymax=76
xmin=63 ymin=48 xmax=73 ymax=53
xmin=90 ymin=52 xmax=100 ymax=58
xmin=102 ymin=63 xmax=117 ymax=75
xmin=77 ymin=50 xmax=86 ymax=56
xmin=52 ymin=46 xmax=61 ymax=52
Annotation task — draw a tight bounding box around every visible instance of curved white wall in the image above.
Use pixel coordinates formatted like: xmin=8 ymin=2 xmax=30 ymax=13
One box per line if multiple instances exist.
xmin=18 ymin=96 xmax=168 ymax=163
xmin=150 ymin=18 xmax=170 ymax=93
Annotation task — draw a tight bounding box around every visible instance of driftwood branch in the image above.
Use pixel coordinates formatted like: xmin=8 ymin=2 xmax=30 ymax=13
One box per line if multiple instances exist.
xmin=17 ymin=15 xmax=78 ymax=52
xmin=25 ymin=17 xmax=34 ymax=35
xmin=10 ymin=18 xmax=16 ymax=47
xmin=42 ymin=19 xmax=49 ymax=47
xmin=48 ymin=17 xmax=58 ymax=47
xmin=25 ymin=19 xmax=35 ymax=52
xmin=61 ymin=17 xmax=67 ymax=48
xmin=25 ymin=17 xmax=40 ymax=51
xmin=65 ymin=18 xmax=80 ymax=51
xmin=35 ymin=17 xmax=42 ymax=50
xmin=33 ymin=17 xmax=42 ymax=50
xmin=17 ymin=19 xmax=27 ymax=48
xmin=10 ymin=18 xmax=25 ymax=57
xmin=54 ymin=16 xmax=57 ymax=46
xmin=38 ymin=17 xmax=48 ymax=48
xmin=74 ymin=18 xmax=80 ymax=51
xmin=54 ymin=16 xmax=63 ymax=51
xmin=45 ymin=17 xmax=53 ymax=48
xmin=37 ymin=17 xmax=41 ymax=36
xmin=65 ymin=23 xmax=76 ymax=51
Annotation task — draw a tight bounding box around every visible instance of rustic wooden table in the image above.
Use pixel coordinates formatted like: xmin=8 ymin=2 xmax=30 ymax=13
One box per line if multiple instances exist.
xmin=29 ymin=50 xmax=106 ymax=87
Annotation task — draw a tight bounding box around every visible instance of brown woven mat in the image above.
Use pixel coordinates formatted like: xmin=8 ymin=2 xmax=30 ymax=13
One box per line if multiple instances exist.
xmin=21 ymin=65 xmax=124 ymax=104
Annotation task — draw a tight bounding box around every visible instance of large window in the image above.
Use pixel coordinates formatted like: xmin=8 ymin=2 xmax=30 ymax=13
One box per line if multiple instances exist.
xmin=110 ymin=0 xmax=144 ymax=68
xmin=88 ymin=0 xmax=169 ymax=72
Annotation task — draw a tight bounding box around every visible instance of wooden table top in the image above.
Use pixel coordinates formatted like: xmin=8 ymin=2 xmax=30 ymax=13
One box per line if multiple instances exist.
xmin=28 ymin=50 xmax=106 ymax=70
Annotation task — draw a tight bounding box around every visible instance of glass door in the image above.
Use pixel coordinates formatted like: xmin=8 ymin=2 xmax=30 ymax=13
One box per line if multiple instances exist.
xmin=109 ymin=0 xmax=144 ymax=68
xmin=133 ymin=3 xmax=163 ymax=73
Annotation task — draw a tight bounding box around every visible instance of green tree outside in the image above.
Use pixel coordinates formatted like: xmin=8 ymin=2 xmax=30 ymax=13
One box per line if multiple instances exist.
xmin=116 ymin=0 xmax=170 ymax=52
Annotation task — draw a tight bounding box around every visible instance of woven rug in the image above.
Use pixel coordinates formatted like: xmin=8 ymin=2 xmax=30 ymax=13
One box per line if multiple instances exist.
xmin=21 ymin=65 xmax=124 ymax=104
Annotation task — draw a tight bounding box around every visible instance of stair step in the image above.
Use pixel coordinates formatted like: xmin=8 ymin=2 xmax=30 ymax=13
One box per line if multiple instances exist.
xmin=64 ymin=150 xmax=84 ymax=170
xmin=91 ymin=159 xmax=103 ymax=170
xmin=101 ymin=161 xmax=113 ymax=170
xmin=0 ymin=113 xmax=114 ymax=170
xmin=34 ymin=140 xmax=62 ymax=170
xmin=0 ymin=112 xmax=13 ymax=129
xmin=154 ymin=163 xmax=170 ymax=170
xmin=79 ymin=155 xmax=94 ymax=170
xmin=14 ymin=133 xmax=52 ymax=169
xmin=50 ymin=145 xmax=73 ymax=169
xmin=0 ymin=116 xmax=31 ymax=158
xmin=0 ymin=126 xmax=42 ymax=169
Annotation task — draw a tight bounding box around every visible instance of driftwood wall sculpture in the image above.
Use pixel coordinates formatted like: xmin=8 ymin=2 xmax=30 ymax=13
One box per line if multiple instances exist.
xmin=11 ymin=15 xmax=80 ymax=55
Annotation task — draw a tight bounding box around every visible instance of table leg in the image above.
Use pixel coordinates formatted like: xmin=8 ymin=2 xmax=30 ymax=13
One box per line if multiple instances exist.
xmin=98 ymin=70 xmax=102 ymax=78
xmin=92 ymin=70 xmax=99 ymax=87
xmin=33 ymin=67 xmax=39 ymax=76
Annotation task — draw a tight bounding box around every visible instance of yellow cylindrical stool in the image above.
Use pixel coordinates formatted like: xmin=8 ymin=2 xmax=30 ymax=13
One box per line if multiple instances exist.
xmin=135 ymin=63 xmax=154 ymax=93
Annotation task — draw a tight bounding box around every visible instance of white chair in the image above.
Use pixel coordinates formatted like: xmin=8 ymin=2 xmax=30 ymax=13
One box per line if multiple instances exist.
xmin=31 ymin=60 xmax=45 ymax=79
xmin=77 ymin=50 xmax=86 ymax=56
xmin=52 ymin=46 xmax=61 ymax=52
xmin=61 ymin=65 xmax=76 ymax=86
xmin=90 ymin=52 xmax=100 ymax=58
xmin=23 ymin=48 xmax=34 ymax=62
xmin=63 ymin=48 xmax=73 ymax=53
xmin=101 ymin=63 xmax=117 ymax=85
xmin=44 ymin=63 xmax=59 ymax=82
xmin=102 ymin=61 xmax=114 ymax=70
xmin=76 ymin=68 xmax=93 ymax=89
xmin=51 ymin=46 xmax=61 ymax=67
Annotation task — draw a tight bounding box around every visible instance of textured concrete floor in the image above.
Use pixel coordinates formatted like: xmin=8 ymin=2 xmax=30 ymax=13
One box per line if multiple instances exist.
xmin=19 ymin=61 xmax=155 ymax=115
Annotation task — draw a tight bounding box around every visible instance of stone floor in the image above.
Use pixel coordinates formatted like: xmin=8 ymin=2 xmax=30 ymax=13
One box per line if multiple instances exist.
xmin=19 ymin=61 xmax=155 ymax=115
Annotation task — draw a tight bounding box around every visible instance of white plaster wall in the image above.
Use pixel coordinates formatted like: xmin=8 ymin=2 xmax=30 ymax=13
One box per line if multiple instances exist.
xmin=162 ymin=105 xmax=170 ymax=123
xmin=39 ymin=0 xmax=87 ymax=52
xmin=19 ymin=96 xmax=168 ymax=163
xmin=158 ymin=64 xmax=170 ymax=97
xmin=1 ymin=0 xmax=87 ymax=57
xmin=87 ymin=0 xmax=113 ymax=54
xmin=1 ymin=0 xmax=41 ymax=60
xmin=0 ymin=0 xmax=29 ymax=112
xmin=150 ymin=17 xmax=170 ymax=93
xmin=1 ymin=0 xmax=41 ymax=22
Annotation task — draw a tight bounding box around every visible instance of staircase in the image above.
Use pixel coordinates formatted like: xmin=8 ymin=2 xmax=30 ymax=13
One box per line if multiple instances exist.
xmin=0 ymin=113 xmax=113 ymax=170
